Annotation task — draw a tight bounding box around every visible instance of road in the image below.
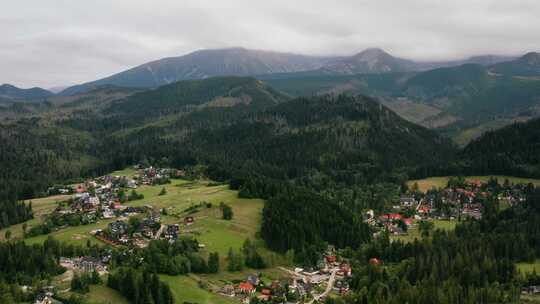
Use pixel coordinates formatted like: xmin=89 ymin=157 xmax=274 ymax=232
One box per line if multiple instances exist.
xmin=279 ymin=266 xmax=338 ymax=304
xmin=154 ymin=224 xmax=165 ymax=239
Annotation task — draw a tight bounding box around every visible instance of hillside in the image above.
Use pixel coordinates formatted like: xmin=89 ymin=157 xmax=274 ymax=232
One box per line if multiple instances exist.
xmin=0 ymin=83 xmax=53 ymax=100
xmin=264 ymin=55 xmax=540 ymax=145
xmin=320 ymin=48 xmax=417 ymax=74
xmin=490 ymin=52 xmax=540 ymax=77
xmin=461 ymin=117 xmax=540 ymax=177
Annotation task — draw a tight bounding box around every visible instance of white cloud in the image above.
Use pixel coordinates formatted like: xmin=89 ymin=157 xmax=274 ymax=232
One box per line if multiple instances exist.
xmin=1 ymin=0 xmax=539 ymax=88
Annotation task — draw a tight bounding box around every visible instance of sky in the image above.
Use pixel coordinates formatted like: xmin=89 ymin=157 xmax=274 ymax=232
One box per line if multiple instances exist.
xmin=2 ymin=0 xmax=539 ymax=88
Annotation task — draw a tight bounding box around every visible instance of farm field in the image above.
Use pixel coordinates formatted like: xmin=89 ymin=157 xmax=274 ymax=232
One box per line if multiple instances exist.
xmin=407 ymin=176 xmax=540 ymax=193
xmin=19 ymin=177 xmax=264 ymax=256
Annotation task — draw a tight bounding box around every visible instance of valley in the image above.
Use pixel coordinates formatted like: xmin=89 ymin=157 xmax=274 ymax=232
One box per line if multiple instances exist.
xmin=2 ymin=48 xmax=540 ymax=304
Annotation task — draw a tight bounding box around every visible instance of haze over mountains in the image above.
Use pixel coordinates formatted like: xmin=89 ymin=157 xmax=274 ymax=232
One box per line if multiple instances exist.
xmin=58 ymin=47 xmax=519 ymax=96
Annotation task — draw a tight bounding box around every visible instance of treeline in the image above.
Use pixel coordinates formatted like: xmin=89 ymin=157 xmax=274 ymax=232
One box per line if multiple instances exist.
xmin=332 ymin=186 xmax=540 ymax=304
xmin=107 ymin=267 xmax=174 ymax=304
xmin=261 ymin=186 xmax=372 ymax=261
xmin=459 ymin=117 xmax=540 ymax=178
xmin=0 ymin=199 xmax=32 ymax=230
xmin=111 ymin=238 xmax=220 ymax=275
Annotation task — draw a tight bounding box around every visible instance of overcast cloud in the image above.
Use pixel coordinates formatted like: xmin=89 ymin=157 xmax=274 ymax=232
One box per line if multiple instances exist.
xmin=1 ymin=0 xmax=539 ymax=88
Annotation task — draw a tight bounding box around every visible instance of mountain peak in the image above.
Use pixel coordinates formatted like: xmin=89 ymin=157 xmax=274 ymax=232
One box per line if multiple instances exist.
xmin=520 ymin=52 xmax=540 ymax=64
xmin=0 ymin=83 xmax=53 ymax=100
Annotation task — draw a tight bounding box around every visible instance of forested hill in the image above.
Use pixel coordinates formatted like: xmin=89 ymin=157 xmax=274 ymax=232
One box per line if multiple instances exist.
xmin=103 ymin=94 xmax=456 ymax=191
xmin=460 ymin=117 xmax=540 ymax=177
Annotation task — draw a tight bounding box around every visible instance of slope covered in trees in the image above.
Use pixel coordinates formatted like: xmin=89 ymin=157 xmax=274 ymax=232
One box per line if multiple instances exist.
xmin=460 ymin=117 xmax=540 ymax=177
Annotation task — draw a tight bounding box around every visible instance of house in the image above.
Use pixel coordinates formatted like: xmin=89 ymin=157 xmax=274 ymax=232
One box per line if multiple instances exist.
xmin=164 ymin=224 xmax=180 ymax=239
xmin=238 ymin=282 xmax=255 ymax=294
xmin=34 ymin=293 xmax=54 ymax=304
xmin=184 ymin=216 xmax=194 ymax=225
xmin=220 ymin=285 xmax=235 ymax=297
xmin=74 ymin=256 xmax=105 ymax=272
xmin=339 ymin=263 xmax=352 ymax=277
xmin=403 ymin=218 xmax=414 ymax=226
xmin=108 ymin=220 xmax=128 ymax=239
xmin=247 ymin=274 xmax=260 ymax=286
xmin=326 ymin=255 xmax=337 ymax=264
xmin=400 ymin=195 xmax=415 ymax=207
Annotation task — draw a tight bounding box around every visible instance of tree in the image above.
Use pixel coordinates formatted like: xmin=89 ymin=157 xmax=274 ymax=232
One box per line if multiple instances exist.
xmin=221 ymin=203 xmax=233 ymax=220
xmin=208 ymin=252 xmax=220 ymax=273
xmin=159 ymin=187 xmax=167 ymax=196
xmin=418 ymin=220 xmax=434 ymax=238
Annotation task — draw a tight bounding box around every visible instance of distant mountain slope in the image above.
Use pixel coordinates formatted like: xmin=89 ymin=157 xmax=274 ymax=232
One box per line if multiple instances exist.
xmin=461 ymin=117 xmax=540 ymax=177
xmin=0 ymin=84 xmax=53 ymax=100
xmin=60 ymin=48 xmax=334 ymax=95
xmin=489 ymin=52 xmax=540 ymax=77
xmin=321 ymin=48 xmax=417 ymax=74
xmin=263 ymin=55 xmax=540 ymax=145
xmin=60 ymin=46 xmax=519 ymax=96
xmin=104 ymin=76 xmax=287 ymax=123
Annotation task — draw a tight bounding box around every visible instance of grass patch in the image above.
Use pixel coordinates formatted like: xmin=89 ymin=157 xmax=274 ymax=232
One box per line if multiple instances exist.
xmin=408 ymin=176 xmax=540 ymax=193
xmin=0 ymin=194 xmax=71 ymax=241
xmin=84 ymin=285 xmax=129 ymax=304
xmin=391 ymin=219 xmax=458 ymax=243
xmin=160 ymin=275 xmax=236 ymax=304
xmin=517 ymin=260 xmax=540 ymax=275
xmin=19 ymin=177 xmax=265 ymax=258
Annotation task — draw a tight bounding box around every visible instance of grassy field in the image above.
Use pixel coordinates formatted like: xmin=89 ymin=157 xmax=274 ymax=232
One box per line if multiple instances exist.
xmin=0 ymin=194 xmax=71 ymax=241
xmin=84 ymin=285 xmax=130 ymax=304
xmin=391 ymin=219 xmax=458 ymax=243
xmin=408 ymin=176 xmax=540 ymax=193
xmin=517 ymin=260 xmax=540 ymax=275
xmin=19 ymin=178 xmax=264 ymax=256
xmin=160 ymin=275 xmax=237 ymax=304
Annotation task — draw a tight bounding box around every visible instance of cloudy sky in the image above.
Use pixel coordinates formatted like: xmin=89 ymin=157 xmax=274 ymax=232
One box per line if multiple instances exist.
xmin=2 ymin=0 xmax=539 ymax=88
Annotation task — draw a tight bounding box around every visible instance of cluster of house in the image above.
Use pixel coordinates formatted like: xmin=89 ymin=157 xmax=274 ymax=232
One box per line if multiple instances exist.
xmin=134 ymin=166 xmax=184 ymax=185
xmin=219 ymin=248 xmax=352 ymax=303
xmin=522 ymin=285 xmax=540 ymax=295
xmin=92 ymin=208 xmax=188 ymax=248
xmin=59 ymin=255 xmax=110 ymax=274
xmin=364 ymin=179 xmax=529 ymax=236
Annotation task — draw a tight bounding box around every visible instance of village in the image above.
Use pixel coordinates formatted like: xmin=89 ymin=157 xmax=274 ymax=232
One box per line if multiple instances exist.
xmin=365 ymin=177 xmax=529 ymax=238
xmin=31 ymin=174 xmax=537 ymax=304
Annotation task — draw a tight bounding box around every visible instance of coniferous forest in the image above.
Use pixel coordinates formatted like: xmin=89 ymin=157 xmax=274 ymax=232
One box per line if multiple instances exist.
xmin=2 ymin=76 xmax=540 ymax=303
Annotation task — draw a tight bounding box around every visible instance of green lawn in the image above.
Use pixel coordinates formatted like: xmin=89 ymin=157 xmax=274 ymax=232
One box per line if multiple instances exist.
xmin=160 ymin=275 xmax=236 ymax=304
xmin=110 ymin=167 xmax=138 ymax=178
xmin=391 ymin=219 xmax=458 ymax=243
xmin=0 ymin=194 xmax=71 ymax=241
xmin=408 ymin=176 xmax=540 ymax=193
xmin=517 ymin=260 xmax=540 ymax=275
xmin=18 ymin=177 xmax=265 ymax=258
xmin=24 ymin=218 xmax=118 ymax=246
xmin=84 ymin=285 xmax=129 ymax=304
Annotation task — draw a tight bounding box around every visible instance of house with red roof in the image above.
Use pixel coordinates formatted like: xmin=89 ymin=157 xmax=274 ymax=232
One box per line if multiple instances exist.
xmin=238 ymin=282 xmax=255 ymax=294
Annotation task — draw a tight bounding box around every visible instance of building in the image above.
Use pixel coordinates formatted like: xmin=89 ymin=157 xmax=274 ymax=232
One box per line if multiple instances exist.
xmin=108 ymin=220 xmax=128 ymax=239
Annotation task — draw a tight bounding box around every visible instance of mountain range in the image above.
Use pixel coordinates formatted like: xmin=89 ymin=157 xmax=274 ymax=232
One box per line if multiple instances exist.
xmin=3 ymin=47 xmax=539 ymax=146
xmin=58 ymin=47 xmax=518 ymax=96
